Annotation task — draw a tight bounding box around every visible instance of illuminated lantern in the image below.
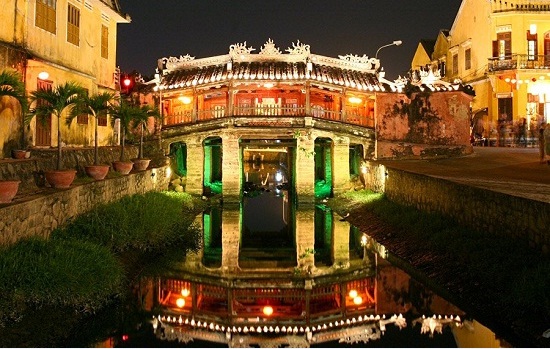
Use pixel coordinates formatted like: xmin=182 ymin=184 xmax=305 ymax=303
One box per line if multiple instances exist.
xmin=353 ymin=296 xmax=363 ymax=305
xmin=181 ymin=288 xmax=190 ymax=297
xmin=176 ymin=298 xmax=185 ymax=308
xmin=348 ymin=289 xmax=358 ymax=298
xmin=263 ymin=305 xmax=274 ymax=316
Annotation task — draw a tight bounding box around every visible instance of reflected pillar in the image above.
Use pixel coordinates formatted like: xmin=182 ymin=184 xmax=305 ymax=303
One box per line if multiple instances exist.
xmin=333 ymin=216 xmax=350 ymax=268
xmin=332 ymin=137 xmax=351 ymax=196
xmin=296 ymin=208 xmax=315 ymax=273
xmin=185 ymin=140 xmax=204 ymax=196
xmin=221 ymin=209 xmax=240 ymax=272
xmin=222 ymin=134 xmax=240 ymax=203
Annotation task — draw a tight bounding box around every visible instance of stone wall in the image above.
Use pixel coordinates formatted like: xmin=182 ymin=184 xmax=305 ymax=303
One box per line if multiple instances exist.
xmin=364 ymin=163 xmax=549 ymax=254
xmin=0 ymin=165 xmax=170 ymax=246
xmin=0 ymin=146 xmax=140 ymax=195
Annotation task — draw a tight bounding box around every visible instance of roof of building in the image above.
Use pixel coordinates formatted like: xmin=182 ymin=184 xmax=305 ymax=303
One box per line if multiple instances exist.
xmin=160 ymin=60 xmax=383 ymax=92
xmin=419 ymin=39 xmax=437 ymax=58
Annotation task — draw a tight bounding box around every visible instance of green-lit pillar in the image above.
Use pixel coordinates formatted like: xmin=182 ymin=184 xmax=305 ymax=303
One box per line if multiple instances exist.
xmin=185 ymin=140 xmax=204 ymax=196
xmin=295 ymin=134 xmax=315 ymax=203
xmin=222 ymin=134 xmax=240 ymax=202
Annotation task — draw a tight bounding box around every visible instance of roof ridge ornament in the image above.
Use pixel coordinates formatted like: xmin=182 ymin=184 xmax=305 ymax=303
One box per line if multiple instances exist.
xmin=229 ymin=41 xmax=256 ymax=59
xmin=259 ymin=38 xmax=281 ymax=55
xmin=286 ymin=40 xmax=311 ymax=55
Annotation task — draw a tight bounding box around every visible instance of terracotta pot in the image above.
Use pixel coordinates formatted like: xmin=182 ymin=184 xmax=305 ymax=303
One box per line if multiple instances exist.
xmin=85 ymin=164 xmax=110 ymax=180
xmin=44 ymin=170 xmax=77 ymax=189
xmin=0 ymin=180 xmax=20 ymax=203
xmin=131 ymin=158 xmax=151 ymax=171
xmin=112 ymin=161 xmax=134 ymax=175
xmin=12 ymin=150 xmax=27 ymax=159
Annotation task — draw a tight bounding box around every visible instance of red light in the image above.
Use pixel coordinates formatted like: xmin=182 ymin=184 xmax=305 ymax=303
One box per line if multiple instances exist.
xmin=122 ymin=334 xmax=129 ymax=341
xmin=123 ymin=78 xmax=131 ymax=87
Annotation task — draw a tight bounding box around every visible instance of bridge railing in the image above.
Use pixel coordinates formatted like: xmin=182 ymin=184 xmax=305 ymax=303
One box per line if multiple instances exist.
xmin=163 ymin=104 xmax=374 ymax=128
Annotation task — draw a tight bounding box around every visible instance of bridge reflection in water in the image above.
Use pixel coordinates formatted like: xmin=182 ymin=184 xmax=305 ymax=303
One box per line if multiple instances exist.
xmin=137 ymin=159 xmax=497 ymax=348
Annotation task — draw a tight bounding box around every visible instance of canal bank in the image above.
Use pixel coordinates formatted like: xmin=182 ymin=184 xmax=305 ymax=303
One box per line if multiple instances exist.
xmin=329 ymin=147 xmax=550 ymax=348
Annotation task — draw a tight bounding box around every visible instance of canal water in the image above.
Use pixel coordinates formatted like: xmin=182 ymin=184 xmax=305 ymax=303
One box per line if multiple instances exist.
xmin=1 ymin=158 xmax=506 ymax=348
xmin=113 ymin=159 xmax=505 ymax=348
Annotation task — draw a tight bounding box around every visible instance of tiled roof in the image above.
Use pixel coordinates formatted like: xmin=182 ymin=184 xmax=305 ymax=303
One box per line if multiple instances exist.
xmin=160 ymin=61 xmax=382 ymax=91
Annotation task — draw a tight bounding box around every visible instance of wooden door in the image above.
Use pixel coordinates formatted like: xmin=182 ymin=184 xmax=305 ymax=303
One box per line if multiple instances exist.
xmin=35 ymin=79 xmax=52 ymax=146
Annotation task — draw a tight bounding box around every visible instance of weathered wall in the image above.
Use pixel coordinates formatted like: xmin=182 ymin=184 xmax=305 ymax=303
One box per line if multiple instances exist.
xmin=0 ymin=165 xmax=170 ymax=246
xmin=364 ymin=162 xmax=550 ymax=254
xmin=375 ymin=91 xmax=473 ymax=159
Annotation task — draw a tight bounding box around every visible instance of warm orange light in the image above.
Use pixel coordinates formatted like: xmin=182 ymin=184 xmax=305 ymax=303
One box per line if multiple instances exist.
xmin=348 ymin=96 xmax=362 ymax=104
xmin=123 ymin=78 xmax=132 ymax=87
xmin=176 ymin=298 xmax=186 ymax=308
xmin=178 ymin=96 xmax=192 ymax=104
xmin=262 ymin=305 xmax=274 ymax=316
xmin=181 ymin=288 xmax=190 ymax=297
xmin=353 ymin=296 xmax=363 ymax=305
xmin=348 ymin=289 xmax=358 ymax=298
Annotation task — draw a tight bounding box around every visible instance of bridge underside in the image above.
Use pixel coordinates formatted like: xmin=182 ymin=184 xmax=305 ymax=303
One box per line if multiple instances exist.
xmin=162 ymin=116 xmax=375 ymax=203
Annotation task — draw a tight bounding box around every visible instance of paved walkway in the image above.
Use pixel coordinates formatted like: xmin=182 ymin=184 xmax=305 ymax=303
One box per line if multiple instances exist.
xmin=377 ymin=147 xmax=550 ymax=203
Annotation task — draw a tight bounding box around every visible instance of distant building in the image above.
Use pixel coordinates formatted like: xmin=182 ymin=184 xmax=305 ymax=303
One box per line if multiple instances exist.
xmin=418 ymin=0 xmax=550 ymax=144
xmin=0 ymin=0 xmax=129 ymax=157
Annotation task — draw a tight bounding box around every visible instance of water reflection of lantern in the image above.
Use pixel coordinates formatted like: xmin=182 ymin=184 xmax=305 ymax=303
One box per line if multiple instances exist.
xmin=176 ymin=298 xmax=185 ymax=308
xmin=181 ymin=288 xmax=190 ymax=297
xmin=263 ymin=305 xmax=274 ymax=316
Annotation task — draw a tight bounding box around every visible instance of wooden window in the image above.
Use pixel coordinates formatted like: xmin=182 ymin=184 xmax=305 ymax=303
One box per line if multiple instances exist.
xmin=452 ymin=53 xmax=458 ymax=76
xmin=465 ymin=48 xmax=471 ymax=70
xmin=497 ymin=32 xmax=512 ymax=59
xmin=101 ymin=25 xmax=109 ymax=59
xmin=67 ymin=3 xmax=80 ymax=46
xmin=36 ymin=0 xmax=57 ymax=34
xmin=77 ymin=89 xmax=88 ymax=124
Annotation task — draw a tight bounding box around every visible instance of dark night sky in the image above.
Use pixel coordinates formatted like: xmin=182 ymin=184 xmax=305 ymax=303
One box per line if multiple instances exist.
xmin=116 ymin=0 xmax=462 ymax=80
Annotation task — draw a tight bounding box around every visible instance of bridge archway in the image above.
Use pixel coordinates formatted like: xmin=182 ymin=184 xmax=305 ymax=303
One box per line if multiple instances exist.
xmin=314 ymin=137 xmax=333 ymax=199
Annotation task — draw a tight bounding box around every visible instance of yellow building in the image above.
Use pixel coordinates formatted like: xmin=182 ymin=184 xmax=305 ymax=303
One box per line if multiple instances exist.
xmin=0 ymin=0 xmax=129 ymax=157
xmin=448 ymin=0 xmax=550 ymax=145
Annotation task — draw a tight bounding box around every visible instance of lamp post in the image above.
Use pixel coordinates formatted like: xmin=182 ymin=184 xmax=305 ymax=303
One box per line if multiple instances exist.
xmin=375 ymin=40 xmax=403 ymax=59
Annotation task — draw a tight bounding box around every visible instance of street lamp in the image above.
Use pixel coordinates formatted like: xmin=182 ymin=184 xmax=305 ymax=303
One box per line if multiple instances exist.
xmin=375 ymin=40 xmax=403 ymax=59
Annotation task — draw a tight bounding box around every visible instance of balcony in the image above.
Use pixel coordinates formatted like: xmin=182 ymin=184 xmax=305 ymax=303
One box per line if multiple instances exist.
xmin=163 ymin=104 xmax=375 ymax=129
xmin=488 ymin=54 xmax=550 ymax=72
xmin=491 ymin=0 xmax=550 ymax=13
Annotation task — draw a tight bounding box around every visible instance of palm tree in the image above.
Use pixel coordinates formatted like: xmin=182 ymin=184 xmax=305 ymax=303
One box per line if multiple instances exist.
xmin=0 ymin=70 xmax=28 ymax=152
xmin=68 ymin=91 xmax=114 ymax=165
xmin=0 ymin=70 xmax=27 ymax=111
xmin=132 ymin=104 xmax=160 ymax=160
xmin=28 ymin=82 xmax=85 ymax=170
xmin=109 ymin=99 xmax=141 ymax=163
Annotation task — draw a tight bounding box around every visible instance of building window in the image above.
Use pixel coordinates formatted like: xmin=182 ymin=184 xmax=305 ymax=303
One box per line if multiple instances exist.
xmin=464 ymin=48 xmax=471 ymax=70
xmin=496 ymin=32 xmax=512 ymax=59
xmin=36 ymin=0 xmax=57 ymax=34
xmin=76 ymin=88 xmax=88 ymax=125
xmin=67 ymin=3 xmax=80 ymax=46
xmin=452 ymin=53 xmax=458 ymax=76
xmin=97 ymin=114 xmax=108 ymax=126
xmin=101 ymin=25 xmax=109 ymax=59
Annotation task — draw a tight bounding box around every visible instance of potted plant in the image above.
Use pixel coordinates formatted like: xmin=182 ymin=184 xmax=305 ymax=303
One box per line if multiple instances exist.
xmin=109 ymin=99 xmax=140 ymax=174
xmin=69 ymin=91 xmax=115 ymax=180
xmin=130 ymin=104 xmax=160 ymax=171
xmin=0 ymin=70 xmax=28 ymax=202
xmin=28 ymin=82 xmax=85 ymax=188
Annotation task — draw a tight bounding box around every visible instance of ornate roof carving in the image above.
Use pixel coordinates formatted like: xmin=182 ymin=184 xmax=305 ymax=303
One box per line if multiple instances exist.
xmin=259 ymin=39 xmax=281 ymax=55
